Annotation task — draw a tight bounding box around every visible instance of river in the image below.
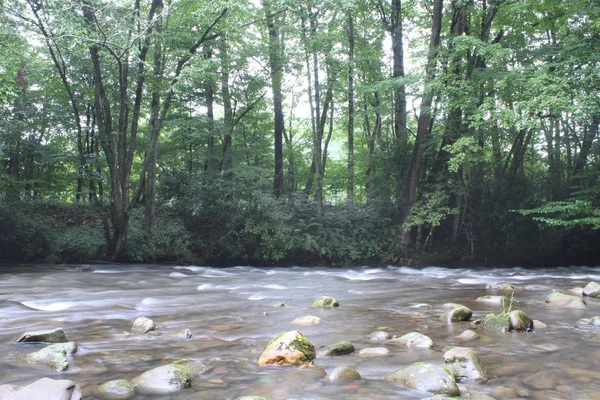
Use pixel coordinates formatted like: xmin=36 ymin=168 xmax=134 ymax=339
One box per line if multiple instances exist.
xmin=1 ymin=264 xmax=599 ymax=399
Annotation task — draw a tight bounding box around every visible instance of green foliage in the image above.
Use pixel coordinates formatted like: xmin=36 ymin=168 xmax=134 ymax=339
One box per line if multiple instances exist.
xmin=0 ymin=203 xmax=51 ymax=260
xmin=517 ymin=200 xmax=600 ymax=230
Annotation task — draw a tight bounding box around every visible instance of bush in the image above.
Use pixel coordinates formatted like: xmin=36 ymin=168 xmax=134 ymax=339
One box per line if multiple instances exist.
xmin=0 ymin=203 xmax=51 ymax=260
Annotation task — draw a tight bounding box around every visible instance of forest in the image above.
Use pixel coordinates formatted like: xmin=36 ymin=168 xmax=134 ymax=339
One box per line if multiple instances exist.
xmin=0 ymin=0 xmax=598 ymax=266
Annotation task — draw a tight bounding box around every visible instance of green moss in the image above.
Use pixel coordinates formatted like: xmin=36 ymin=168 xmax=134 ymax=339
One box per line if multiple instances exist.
xmin=267 ymin=332 xmax=286 ymax=347
xmin=327 ymin=341 xmax=354 ymax=356
xmin=312 ymin=296 xmax=339 ymax=307
xmin=442 ymin=364 xmax=456 ymax=381
xmin=290 ymin=333 xmax=316 ymax=361
xmin=169 ymin=364 xmax=192 ymax=387
xmin=482 ymin=313 xmax=511 ymax=331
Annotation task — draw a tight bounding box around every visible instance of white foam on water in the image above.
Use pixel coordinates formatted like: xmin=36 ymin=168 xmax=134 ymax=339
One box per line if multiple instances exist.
xmin=264 ymin=284 xmax=287 ymax=290
xmin=174 ymin=266 xmax=206 ymax=272
xmin=247 ymin=294 xmax=266 ymax=300
xmin=197 ymin=283 xmax=216 ymax=290
xmin=169 ymin=272 xmax=189 ymax=278
xmin=92 ymin=270 xmax=126 ymax=274
xmin=202 ymin=269 xmax=238 ymax=278
xmin=21 ymin=301 xmax=76 ymax=311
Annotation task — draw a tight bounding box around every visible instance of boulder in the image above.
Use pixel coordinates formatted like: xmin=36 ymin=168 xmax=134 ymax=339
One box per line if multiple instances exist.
xmin=257 ymin=331 xmax=315 ymax=366
xmin=443 ymin=306 xmax=473 ymax=323
xmin=545 ymin=292 xmax=587 ymax=309
xmin=326 ymin=366 xmax=361 ymax=383
xmin=291 ymin=315 xmax=321 ymax=326
xmin=532 ymin=319 xmax=547 ymax=329
xmin=15 ymin=328 xmax=69 ymax=343
xmin=482 ymin=310 xmax=532 ymax=332
xmin=0 ymin=385 xmax=19 ymax=397
xmin=131 ymin=364 xmax=192 ymax=395
xmin=1 ymin=378 xmax=81 ymax=400
xmin=325 ymin=341 xmax=354 ymax=356
xmin=21 ymin=343 xmax=70 ymax=371
xmin=385 ymin=362 xmax=459 ymax=396
xmin=312 ymin=296 xmax=339 ymax=307
xmin=367 ymin=331 xmax=391 ymax=341
xmin=443 ymin=347 xmax=487 ymax=381
xmin=388 ymin=332 xmax=433 ymax=349
xmin=454 ymin=330 xmax=479 ymax=342
xmin=476 ymin=295 xmax=508 ymax=306
xmin=131 ymin=317 xmax=156 ymax=334
xmin=95 ymin=379 xmax=136 ymax=400
xmin=582 ymin=282 xmax=600 ymax=297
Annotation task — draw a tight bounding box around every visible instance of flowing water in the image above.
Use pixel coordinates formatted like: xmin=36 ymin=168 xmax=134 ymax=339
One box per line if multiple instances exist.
xmin=1 ymin=264 xmax=600 ymax=399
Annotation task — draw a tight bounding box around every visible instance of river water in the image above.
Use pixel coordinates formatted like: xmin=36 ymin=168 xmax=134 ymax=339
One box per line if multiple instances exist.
xmin=1 ymin=264 xmax=600 ymax=399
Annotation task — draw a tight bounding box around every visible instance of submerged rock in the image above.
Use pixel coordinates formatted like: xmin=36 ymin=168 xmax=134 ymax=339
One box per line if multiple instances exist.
xmin=1 ymin=378 xmax=82 ymax=400
xmin=545 ymin=292 xmax=587 ymax=309
xmin=486 ymin=282 xmax=514 ymax=291
xmin=385 ymin=362 xmax=459 ymax=396
xmin=443 ymin=347 xmax=487 ymax=382
xmin=443 ymin=306 xmax=473 ymax=323
xmin=454 ymin=330 xmax=479 ymax=342
xmin=577 ymin=316 xmax=600 ymax=326
xmin=21 ymin=343 xmax=70 ymax=371
xmin=388 ymin=332 xmax=433 ymax=349
xmin=327 ymin=366 xmax=361 ymax=383
xmin=325 ymin=341 xmax=355 ymax=356
xmin=131 ymin=317 xmax=156 ymax=334
xmin=16 ymin=328 xmax=69 ymax=343
xmin=291 ymin=315 xmax=322 ymax=326
xmin=312 ymin=296 xmax=339 ymax=307
xmin=96 ymin=379 xmax=136 ymax=400
xmin=367 ymin=331 xmax=391 ymax=341
xmin=131 ymin=364 xmax=192 ymax=395
xmin=358 ymin=347 xmax=390 ymax=356
xmin=476 ymin=295 xmax=508 ymax=306
xmin=257 ymin=331 xmax=315 ymax=366
xmin=582 ymin=282 xmax=600 ymax=297
xmin=482 ymin=310 xmax=532 ymax=332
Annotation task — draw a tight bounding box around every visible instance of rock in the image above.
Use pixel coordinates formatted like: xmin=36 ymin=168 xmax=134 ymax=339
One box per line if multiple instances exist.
xmin=578 ymin=316 xmax=600 ymax=326
xmin=21 ymin=343 xmax=69 ymax=371
xmin=568 ymin=287 xmax=584 ymax=296
xmin=257 ymin=331 xmax=315 ymax=366
xmin=358 ymin=347 xmax=390 ymax=356
xmin=545 ymin=292 xmax=587 ymax=309
xmin=443 ymin=306 xmax=473 ymax=323
xmin=16 ymin=328 xmax=69 ymax=343
xmin=63 ymin=342 xmax=78 ymax=354
xmin=523 ymin=284 xmax=550 ymax=291
xmin=131 ymin=364 xmax=192 ymax=395
xmin=583 ymin=282 xmax=600 ymax=297
xmin=486 ymin=282 xmax=514 ymax=291
xmin=442 ymin=303 xmax=465 ymax=309
xmin=95 ymin=379 xmax=136 ymax=400
xmin=532 ymin=319 xmax=547 ymax=329
xmin=0 ymin=384 xmax=19 ymax=397
xmin=443 ymin=347 xmax=487 ymax=381
xmin=1 ymin=378 xmax=82 ymax=400
xmin=367 ymin=331 xmax=391 ymax=341
xmin=312 ymin=296 xmax=339 ymax=307
xmin=385 ymin=362 xmax=459 ymax=396
xmin=325 ymin=341 xmax=354 ymax=356
xmin=131 ymin=317 xmax=156 ymax=334
xmin=388 ymin=332 xmax=433 ymax=349
xmin=327 ymin=366 xmax=361 ymax=383
xmin=235 ymin=397 xmax=270 ymax=400
xmin=476 ymin=295 xmax=508 ymax=306
xmin=454 ymin=330 xmax=479 ymax=342
xmin=482 ymin=310 xmax=532 ymax=332
xmin=291 ymin=315 xmax=321 ymax=325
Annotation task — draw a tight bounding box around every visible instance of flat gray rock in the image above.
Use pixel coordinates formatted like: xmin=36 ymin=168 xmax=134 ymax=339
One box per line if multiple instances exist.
xmin=16 ymin=328 xmax=69 ymax=343
xmin=132 ymin=364 xmax=192 ymax=395
xmin=2 ymin=378 xmax=81 ymax=400
xmin=385 ymin=362 xmax=459 ymax=396
xmin=95 ymin=379 xmax=136 ymax=400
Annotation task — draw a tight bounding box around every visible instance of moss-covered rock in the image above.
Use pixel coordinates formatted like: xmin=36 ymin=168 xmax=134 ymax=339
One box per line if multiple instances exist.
xmin=312 ymin=296 xmax=339 ymax=307
xmin=16 ymin=328 xmax=70 ymax=343
xmin=327 ymin=366 xmax=361 ymax=383
xmin=482 ymin=310 xmax=532 ymax=332
xmin=443 ymin=347 xmax=487 ymax=382
xmin=454 ymin=330 xmax=479 ymax=342
xmin=475 ymin=295 xmax=508 ymax=306
xmin=96 ymin=379 xmax=136 ymax=400
xmin=131 ymin=364 xmax=192 ymax=395
xmin=20 ymin=343 xmax=69 ymax=371
xmin=131 ymin=317 xmax=156 ymax=334
xmin=443 ymin=306 xmax=473 ymax=323
xmin=545 ymin=292 xmax=587 ymax=309
xmin=325 ymin=341 xmax=355 ymax=356
xmin=385 ymin=362 xmax=459 ymax=396
xmin=258 ymin=331 xmax=316 ymax=366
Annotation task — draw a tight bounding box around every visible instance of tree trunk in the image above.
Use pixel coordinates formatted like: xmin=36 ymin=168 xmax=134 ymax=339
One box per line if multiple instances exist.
xmin=347 ymin=12 xmax=355 ymax=206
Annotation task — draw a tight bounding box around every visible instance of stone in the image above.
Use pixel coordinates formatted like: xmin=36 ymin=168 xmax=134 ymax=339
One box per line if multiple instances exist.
xmin=385 ymin=362 xmax=459 ymax=396
xmin=388 ymin=332 xmax=433 ymax=349
xmin=442 ymin=303 xmax=465 ymax=309
xmin=16 ymin=328 xmax=69 ymax=343
xmin=482 ymin=310 xmax=532 ymax=332
xmin=257 ymin=331 xmax=315 ymax=366
xmin=486 ymin=282 xmax=514 ymax=291
xmin=131 ymin=317 xmax=156 ymax=334
xmin=358 ymin=347 xmax=390 ymax=356
xmin=95 ymin=379 xmax=136 ymax=400
xmin=476 ymin=295 xmax=508 ymax=306
xmin=291 ymin=315 xmax=322 ymax=325
xmin=545 ymin=292 xmax=587 ymax=309
xmin=583 ymin=281 xmax=600 ymax=297
xmin=312 ymin=296 xmax=339 ymax=307
xmin=454 ymin=330 xmax=479 ymax=342
xmin=523 ymin=284 xmax=551 ymax=291
xmin=326 ymin=366 xmax=361 ymax=383
xmin=325 ymin=341 xmax=355 ymax=356
xmin=532 ymin=320 xmax=547 ymax=329
xmin=367 ymin=331 xmax=391 ymax=341
xmin=1 ymin=378 xmax=82 ymax=400
xmin=578 ymin=316 xmax=600 ymax=326
xmin=21 ymin=343 xmax=69 ymax=371
xmin=235 ymin=397 xmax=270 ymax=400
xmin=131 ymin=364 xmax=192 ymax=395
xmin=443 ymin=347 xmax=487 ymax=381
xmin=0 ymin=385 xmax=19 ymax=397
xmin=443 ymin=306 xmax=473 ymax=323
